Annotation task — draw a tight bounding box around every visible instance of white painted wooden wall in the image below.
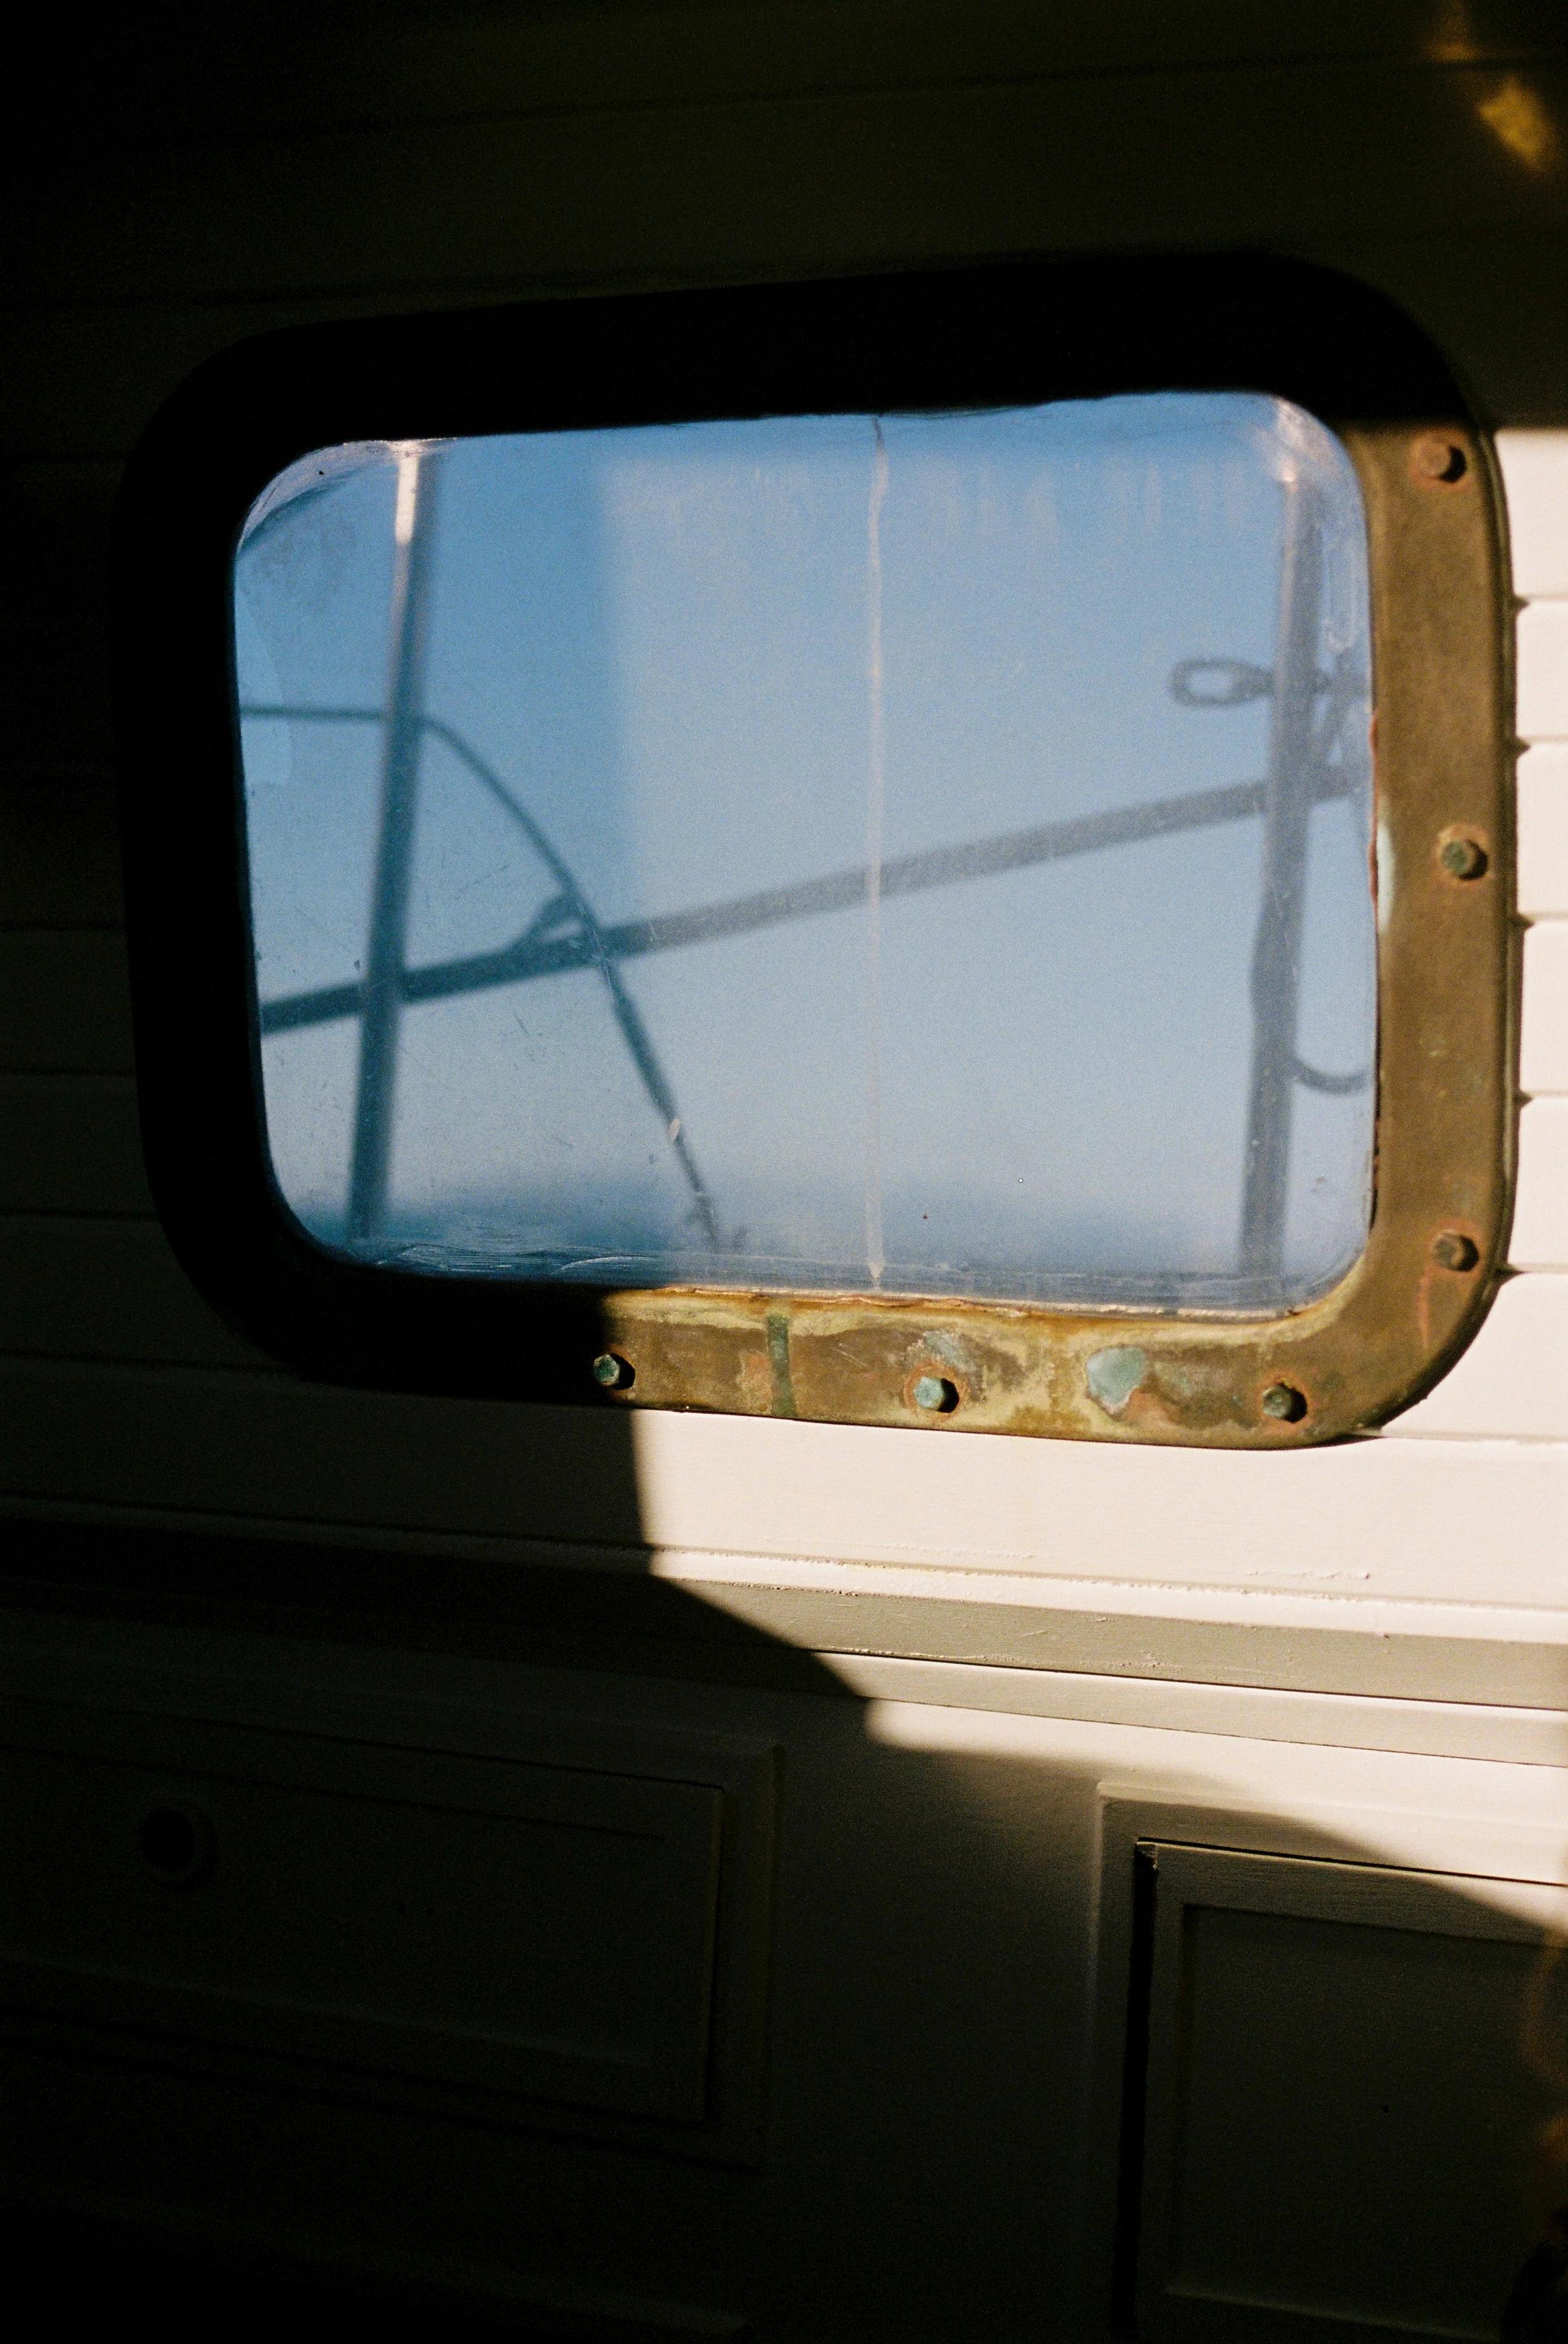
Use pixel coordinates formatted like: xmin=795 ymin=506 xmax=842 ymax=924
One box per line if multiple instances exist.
xmin=1 ymin=24 xmax=1565 ymax=2331
xmin=0 ymin=13 xmax=1561 ymax=1699
xmin=2 ymin=443 xmax=1565 ymax=1676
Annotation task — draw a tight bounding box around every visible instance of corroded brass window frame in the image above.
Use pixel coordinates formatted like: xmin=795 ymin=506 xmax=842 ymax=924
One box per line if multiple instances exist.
xmin=595 ymin=423 xmax=1515 ymax=1447
xmin=114 ymin=258 xmax=1515 ymax=1447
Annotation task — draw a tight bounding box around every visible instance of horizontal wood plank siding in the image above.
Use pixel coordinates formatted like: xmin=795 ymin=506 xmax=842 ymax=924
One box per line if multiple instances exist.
xmin=0 ymin=1078 xmax=150 ymax=1215
xmin=0 ymin=1362 xmax=647 ymax=1551
xmin=1383 ymin=1274 xmax=1568 ymax=1439
xmin=4 ymin=1359 xmax=1567 ymax=1609
xmin=1518 ymin=746 xmax=1568 ymax=918
xmin=0 ymin=1218 xmax=266 ymax=1368
xmin=1523 ymin=923 xmax=1568 ymax=1095
xmin=0 ymin=776 xmax=123 ymax=924
xmin=1518 ymin=601 xmax=1568 ymax=742
xmin=0 ymin=463 xmax=121 ymax=778
xmin=0 ymin=932 xmax=134 ymax=1073
xmin=8 ymin=68 xmax=1565 ymax=315
xmin=0 ymin=36 xmax=1563 ymax=1625
xmin=1513 ymin=1099 xmax=1568 ymax=1270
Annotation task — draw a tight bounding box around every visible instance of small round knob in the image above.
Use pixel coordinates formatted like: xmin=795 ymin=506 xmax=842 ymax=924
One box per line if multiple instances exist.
xmin=138 ymin=1806 xmax=215 ymax=1887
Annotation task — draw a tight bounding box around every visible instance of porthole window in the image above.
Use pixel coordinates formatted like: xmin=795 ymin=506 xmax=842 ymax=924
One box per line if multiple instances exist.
xmin=115 ymin=258 xmax=1512 ymax=1443
xmin=237 ymin=395 xmax=1375 ymax=1318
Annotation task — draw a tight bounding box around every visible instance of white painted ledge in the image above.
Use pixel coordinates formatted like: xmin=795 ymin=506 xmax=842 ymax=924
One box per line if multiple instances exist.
xmin=623 ymin=1405 xmax=1568 ymax=1606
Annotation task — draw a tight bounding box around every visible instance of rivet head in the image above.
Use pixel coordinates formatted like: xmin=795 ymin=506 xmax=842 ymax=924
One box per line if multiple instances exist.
xmin=592 ymin=1351 xmax=633 ymax=1391
xmin=1261 ymin=1382 xmax=1308 ymax=1423
xmin=911 ymin=1373 xmax=960 ymax=1414
xmin=1411 ymin=434 xmax=1468 ymax=487
xmin=1432 ymin=1230 xmax=1480 ymax=1273
xmin=1438 ymin=834 xmax=1488 ymax=881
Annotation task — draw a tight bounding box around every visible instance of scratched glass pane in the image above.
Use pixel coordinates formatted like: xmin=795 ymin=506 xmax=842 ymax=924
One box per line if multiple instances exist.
xmin=235 ymin=394 xmax=1375 ymax=1310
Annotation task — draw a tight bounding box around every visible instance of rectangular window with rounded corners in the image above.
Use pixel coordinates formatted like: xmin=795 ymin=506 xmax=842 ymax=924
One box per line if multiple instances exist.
xmin=238 ymin=398 xmax=1375 ymax=1317
xmin=113 ymin=259 xmax=1514 ymax=1445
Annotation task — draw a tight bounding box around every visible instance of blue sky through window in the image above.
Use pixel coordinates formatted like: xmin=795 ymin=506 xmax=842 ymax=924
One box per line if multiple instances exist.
xmin=236 ymin=392 xmax=1375 ymax=1312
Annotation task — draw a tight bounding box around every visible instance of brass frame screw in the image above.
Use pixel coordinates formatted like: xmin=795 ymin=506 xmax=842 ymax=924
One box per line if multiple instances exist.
xmin=1438 ymin=834 xmax=1488 ymax=881
xmin=911 ymin=1373 xmax=960 ymax=1414
xmin=1261 ymin=1382 xmax=1308 ymax=1423
xmin=1431 ymin=1231 xmax=1480 ymax=1273
xmin=1411 ymin=434 xmax=1469 ymax=487
xmin=592 ymin=1351 xmax=634 ymax=1391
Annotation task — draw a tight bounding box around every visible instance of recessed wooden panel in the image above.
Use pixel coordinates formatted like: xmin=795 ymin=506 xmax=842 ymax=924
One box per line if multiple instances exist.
xmin=1131 ymin=1844 xmax=1567 ymax=2344
xmin=0 ymin=1704 xmax=724 ymax=2122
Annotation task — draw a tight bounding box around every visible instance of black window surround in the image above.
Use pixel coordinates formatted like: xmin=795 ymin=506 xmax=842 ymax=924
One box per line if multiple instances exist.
xmin=111 ymin=255 xmax=1515 ymax=1446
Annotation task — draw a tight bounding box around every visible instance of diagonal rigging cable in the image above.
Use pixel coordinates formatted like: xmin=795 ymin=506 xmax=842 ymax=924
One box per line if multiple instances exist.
xmin=249 ymin=706 xmax=1354 ymax=1031
xmin=246 ymin=702 xmax=719 ymax=1246
xmin=243 ymin=700 xmax=1368 ymax=1259
xmin=421 ymin=716 xmax=720 ymax=1247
